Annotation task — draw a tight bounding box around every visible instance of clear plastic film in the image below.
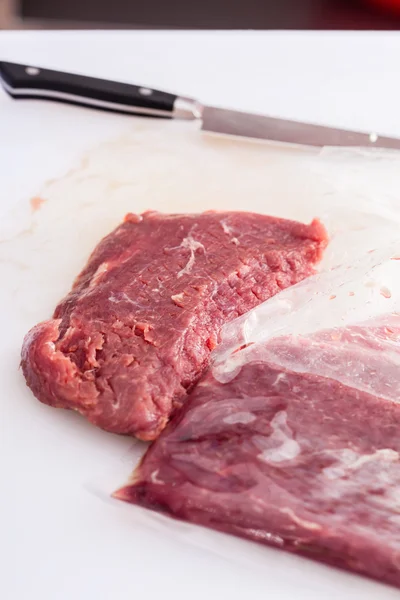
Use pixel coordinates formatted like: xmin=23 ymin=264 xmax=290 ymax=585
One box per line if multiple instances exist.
xmin=214 ymin=239 xmax=400 ymax=393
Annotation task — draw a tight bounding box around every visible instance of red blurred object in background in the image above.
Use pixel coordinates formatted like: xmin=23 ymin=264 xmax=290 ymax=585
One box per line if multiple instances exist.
xmin=366 ymin=0 xmax=400 ymax=15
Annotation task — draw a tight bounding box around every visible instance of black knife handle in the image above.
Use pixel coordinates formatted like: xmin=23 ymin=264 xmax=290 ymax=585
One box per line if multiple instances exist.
xmin=0 ymin=61 xmax=180 ymax=118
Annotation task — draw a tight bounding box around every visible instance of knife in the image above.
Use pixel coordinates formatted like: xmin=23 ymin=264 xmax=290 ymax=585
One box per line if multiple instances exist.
xmin=1 ymin=60 xmax=400 ymax=150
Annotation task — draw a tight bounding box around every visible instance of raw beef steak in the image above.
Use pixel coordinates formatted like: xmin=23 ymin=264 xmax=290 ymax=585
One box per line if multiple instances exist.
xmin=21 ymin=210 xmax=327 ymax=440
xmin=117 ymin=326 xmax=400 ymax=588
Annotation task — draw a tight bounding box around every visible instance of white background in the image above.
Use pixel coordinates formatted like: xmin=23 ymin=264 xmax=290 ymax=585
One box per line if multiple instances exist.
xmin=2 ymin=31 xmax=400 ymax=600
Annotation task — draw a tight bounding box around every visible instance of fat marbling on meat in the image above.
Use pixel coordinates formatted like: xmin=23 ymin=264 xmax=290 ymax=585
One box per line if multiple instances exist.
xmin=21 ymin=210 xmax=327 ymax=440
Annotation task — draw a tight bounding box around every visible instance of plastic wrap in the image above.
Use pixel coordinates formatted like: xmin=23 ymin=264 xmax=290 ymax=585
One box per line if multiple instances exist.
xmin=115 ymin=221 xmax=400 ymax=588
xmin=214 ymin=239 xmax=400 ymax=388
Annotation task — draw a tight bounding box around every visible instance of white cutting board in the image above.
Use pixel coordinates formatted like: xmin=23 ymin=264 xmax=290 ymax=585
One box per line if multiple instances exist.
xmin=3 ymin=107 xmax=400 ymax=600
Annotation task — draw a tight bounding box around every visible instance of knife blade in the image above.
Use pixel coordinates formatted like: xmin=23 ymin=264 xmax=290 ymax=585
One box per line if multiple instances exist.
xmin=1 ymin=60 xmax=400 ymax=150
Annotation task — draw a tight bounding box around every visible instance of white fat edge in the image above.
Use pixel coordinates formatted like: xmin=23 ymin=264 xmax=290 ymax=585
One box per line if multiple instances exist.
xmin=109 ymin=292 xmax=146 ymax=307
xmin=272 ymin=373 xmax=287 ymax=387
xmin=177 ymin=235 xmax=205 ymax=278
xmin=111 ymin=398 xmax=120 ymax=410
xmin=244 ymin=528 xmax=284 ymax=546
xmin=206 ymin=276 xmax=219 ymax=299
xmin=220 ymin=219 xmax=240 ymax=245
xmin=257 ymin=410 xmax=301 ymax=464
xmin=89 ymin=261 xmax=110 ymax=287
xmin=171 ymin=292 xmax=185 ymax=306
xmin=122 ymin=292 xmax=136 ymax=305
xmin=221 ymin=220 xmax=233 ymax=235
xmin=150 ymin=469 xmax=164 ymax=485
xmin=223 ymin=412 xmax=256 ymax=425
xmin=280 ymin=507 xmax=322 ymax=531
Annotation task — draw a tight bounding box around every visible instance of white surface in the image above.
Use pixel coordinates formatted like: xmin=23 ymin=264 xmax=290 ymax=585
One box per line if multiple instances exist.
xmin=2 ymin=30 xmax=400 ymax=600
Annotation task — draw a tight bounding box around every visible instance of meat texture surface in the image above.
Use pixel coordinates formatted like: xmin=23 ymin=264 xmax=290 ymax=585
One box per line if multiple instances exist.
xmin=118 ymin=325 xmax=400 ymax=588
xmin=21 ymin=210 xmax=327 ymax=440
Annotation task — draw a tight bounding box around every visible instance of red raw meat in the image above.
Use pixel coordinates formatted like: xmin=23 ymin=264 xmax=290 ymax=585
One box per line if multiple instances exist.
xmin=21 ymin=210 xmax=327 ymax=440
xmin=118 ymin=325 xmax=400 ymax=588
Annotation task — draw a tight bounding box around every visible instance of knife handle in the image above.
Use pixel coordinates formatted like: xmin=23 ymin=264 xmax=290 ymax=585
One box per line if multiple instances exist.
xmin=0 ymin=61 xmax=199 ymax=119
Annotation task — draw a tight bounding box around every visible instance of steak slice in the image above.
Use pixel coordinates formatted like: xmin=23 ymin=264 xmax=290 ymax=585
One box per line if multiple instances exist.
xmin=117 ymin=325 xmax=400 ymax=588
xmin=21 ymin=210 xmax=327 ymax=440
